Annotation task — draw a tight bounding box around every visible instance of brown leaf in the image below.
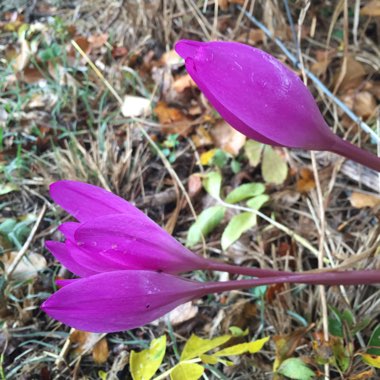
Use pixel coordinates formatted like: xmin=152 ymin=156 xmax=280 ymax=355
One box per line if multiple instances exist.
xmin=237 ymin=29 xmax=265 ymax=45
xmin=21 ymin=67 xmax=45 ymax=84
xmin=70 ymin=36 xmax=90 ymax=56
xmin=70 ymin=330 xmax=108 ymax=363
xmin=334 ymin=56 xmax=366 ymax=93
xmin=360 ymin=0 xmax=380 ymax=16
xmin=348 ymin=368 xmax=375 ymax=380
xmin=88 ymin=33 xmax=108 ymax=49
xmin=154 ymin=102 xmax=185 ymax=124
xmin=353 ymin=91 xmax=377 ymax=119
xmin=191 ymin=126 xmax=213 ymax=147
xmin=154 ymin=102 xmax=191 ymax=136
xmin=173 ymin=74 xmax=196 ymax=93
xmin=296 ymin=168 xmax=316 ymax=193
xmin=112 ymin=46 xmax=128 ymax=58
xmin=188 ymin=173 xmax=202 ymax=198
xmin=210 ymin=120 xmax=246 ymax=156
xmin=350 ymin=192 xmax=380 ymax=208
xmin=92 ymin=338 xmax=109 ymax=364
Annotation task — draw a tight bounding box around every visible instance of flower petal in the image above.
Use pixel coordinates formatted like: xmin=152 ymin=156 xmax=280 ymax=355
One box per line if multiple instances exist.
xmin=175 ymin=40 xmax=333 ymax=150
xmin=41 ymin=270 xmax=205 ymax=333
xmin=75 ymin=214 xmax=210 ymax=273
xmin=50 ymin=180 xmax=146 ymax=222
xmin=45 ymin=241 xmax=98 ymax=277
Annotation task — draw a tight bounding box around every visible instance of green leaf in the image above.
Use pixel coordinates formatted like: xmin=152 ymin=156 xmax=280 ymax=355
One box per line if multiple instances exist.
xmin=367 ymin=325 xmax=380 ymax=356
xmin=180 ymin=334 xmax=232 ymax=361
xmin=202 ymin=171 xmax=222 ymax=199
xmin=130 ymin=335 xmax=166 ymax=380
xmin=170 ymin=363 xmax=204 ymax=380
xmin=277 ymin=358 xmax=315 ymax=380
xmin=244 ymin=140 xmax=263 ymax=167
xmin=246 ymin=194 xmax=270 ymax=210
xmin=225 ymin=183 xmax=265 ymax=204
xmin=228 ymin=326 xmax=249 ymax=337
xmin=186 ymin=206 xmax=225 ymax=247
xmin=221 ymin=212 xmax=257 ymax=250
xmin=261 ymin=146 xmax=288 ymax=185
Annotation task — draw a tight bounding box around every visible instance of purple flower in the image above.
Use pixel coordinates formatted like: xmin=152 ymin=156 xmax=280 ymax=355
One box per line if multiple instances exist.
xmin=175 ymin=40 xmax=380 ymax=172
xmin=42 ymin=270 xmax=207 ymax=332
xmin=46 ymin=180 xmax=214 ymax=275
xmin=42 ymin=180 xmax=380 ymax=332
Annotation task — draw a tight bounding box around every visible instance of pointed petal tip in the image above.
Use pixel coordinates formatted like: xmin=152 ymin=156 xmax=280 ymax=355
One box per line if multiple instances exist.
xmin=175 ymin=39 xmax=203 ymax=60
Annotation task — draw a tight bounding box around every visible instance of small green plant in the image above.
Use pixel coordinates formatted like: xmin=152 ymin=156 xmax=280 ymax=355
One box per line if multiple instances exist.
xmin=159 ymin=134 xmax=180 ymax=163
xmin=186 ymin=171 xmax=269 ymax=250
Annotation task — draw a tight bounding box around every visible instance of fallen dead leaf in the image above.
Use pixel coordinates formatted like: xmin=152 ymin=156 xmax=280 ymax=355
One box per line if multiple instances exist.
xmin=296 ymin=168 xmax=316 ymax=193
xmin=154 ymin=102 xmax=191 ymax=136
xmin=360 ymin=0 xmax=380 ymax=16
xmin=92 ymin=338 xmax=109 ymax=364
xmin=3 ymin=252 xmax=47 ymax=281
xmin=173 ymin=74 xmax=196 ymax=93
xmin=154 ymin=101 xmax=186 ymax=124
xmin=352 ymin=91 xmax=377 ymax=119
xmin=350 ymin=192 xmax=380 ymax=208
xmin=88 ymin=33 xmax=108 ymax=49
xmin=188 ymin=173 xmax=203 ymax=198
xmin=210 ymin=120 xmax=246 ymax=156
xmin=334 ymin=56 xmax=367 ymax=93
xmin=21 ymin=66 xmax=46 ymax=84
xmin=152 ymin=301 xmax=198 ymax=326
xmin=191 ymin=126 xmax=213 ymax=147
xmin=121 ymin=95 xmax=151 ymax=117
xmin=237 ymin=29 xmax=265 ymax=45
xmin=70 ymin=330 xmax=109 ymax=364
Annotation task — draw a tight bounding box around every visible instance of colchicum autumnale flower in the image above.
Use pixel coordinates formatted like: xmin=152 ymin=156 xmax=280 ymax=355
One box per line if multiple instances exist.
xmin=42 ymin=181 xmax=380 ymax=333
xmin=175 ymin=40 xmax=380 ymax=172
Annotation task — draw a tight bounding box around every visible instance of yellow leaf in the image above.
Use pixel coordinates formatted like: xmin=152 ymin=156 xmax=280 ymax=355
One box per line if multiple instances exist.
xmin=200 ymin=149 xmax=217 ymax=166
xmin=200 ymin=354 xmax=218 ymax=364
xmin=170 ymin=363 xmax=204 ymax=380
xmin=180 ymin=334 xmax=231 ymax=361
xmin=262 ymin=146 xmax=288 ymax=185
xmin=130 ymin=335 xmax=166 ymax=380
xmin=361 ymin=353 xmax=380 ymax=368
xmin=214 ymin=337 xmax=269 ymax=357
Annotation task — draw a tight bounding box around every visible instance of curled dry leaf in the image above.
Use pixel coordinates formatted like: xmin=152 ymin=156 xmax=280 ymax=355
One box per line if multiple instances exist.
xmin=210 ymin=120 xmax=246 ymax=156
xmin=173 ymin=74 xmax=196 ymax=93
xmin=3 ymin=252 xmax=47 ymax=281
xmin=70 ymin=330 xmax=109 ymax=364
xmin=237 ymin=29 xmax=265 ymax=45
xmin=360 ymin=0 xmax=380 ymax=16
xmin=341 ymin=91 xmax=377 ymax=120
xmin=296 ymin=168 xmax=316 ymax=193
xmin=188 ymin=173 xmax=203 ymax=198
xmin=350 ymin=192 xmax=380 ymax=209
xmin=334 ymin=56 xmax=366 ymax=93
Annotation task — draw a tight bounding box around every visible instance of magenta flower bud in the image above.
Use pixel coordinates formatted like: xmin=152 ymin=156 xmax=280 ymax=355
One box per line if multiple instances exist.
xmin=175 ymin=40 xmax=380 ymax=172
xmin=41 ymin=270 xmax=207 ymax=333
xmin=42 ymin=180 xmax=380 ymax=332
xmin=46 ymin=180 xmax=212 ymax=275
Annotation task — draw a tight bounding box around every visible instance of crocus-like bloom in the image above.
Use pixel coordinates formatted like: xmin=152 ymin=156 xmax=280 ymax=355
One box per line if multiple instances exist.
xmin=45 ymin=180 xmax=283 ymax=277
xmin=42 ymin=181 xmax=380 ymax=332
xmin=175 ymin=40 xmax=380 ymax=172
